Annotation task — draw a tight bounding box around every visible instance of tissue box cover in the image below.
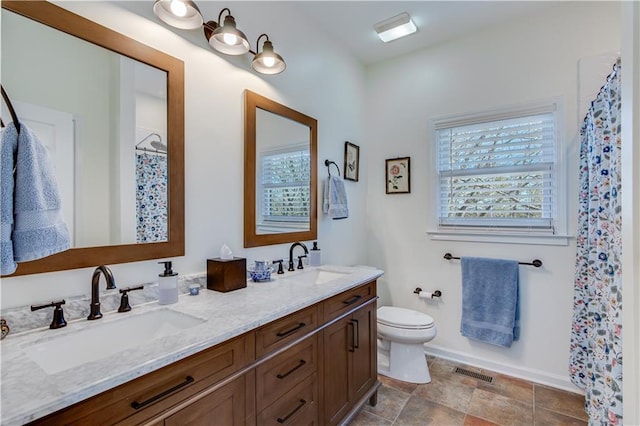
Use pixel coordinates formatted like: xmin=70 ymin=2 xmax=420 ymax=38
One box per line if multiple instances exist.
xmin=207 ymin=257 xmax=247 ymax=292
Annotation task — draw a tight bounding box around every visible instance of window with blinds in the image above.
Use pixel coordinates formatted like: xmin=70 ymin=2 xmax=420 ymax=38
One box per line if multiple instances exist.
xmin=436 ymin=107 xmax=557 ymax=233
xmin=260 ymin=146 xmax=310 ymax=226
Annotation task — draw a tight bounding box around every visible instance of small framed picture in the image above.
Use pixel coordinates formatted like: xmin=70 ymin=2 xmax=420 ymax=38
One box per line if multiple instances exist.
xmin=386 ymin=157 xmax=410 ymax=194
xmin=344 ymin=141 xmax=360 ymax=182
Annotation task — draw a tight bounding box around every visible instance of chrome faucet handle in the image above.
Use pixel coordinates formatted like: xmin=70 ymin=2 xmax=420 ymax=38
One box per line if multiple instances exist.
xmin=297 ymin=255 xmax=307 ymax=270
xmin=31 ymin=300 xmax=67 ymax=329
xmin=118 ymin=285 xmax=144 ymax=312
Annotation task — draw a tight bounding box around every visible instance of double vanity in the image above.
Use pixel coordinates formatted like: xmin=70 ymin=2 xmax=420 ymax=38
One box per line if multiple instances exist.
xmin=1 ymin=265 xmax=383 ymax=425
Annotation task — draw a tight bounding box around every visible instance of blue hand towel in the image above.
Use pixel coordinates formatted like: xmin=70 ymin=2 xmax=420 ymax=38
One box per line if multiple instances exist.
xmin=460 ymin=257 xmax=519 ymax=347
xmin=323 ymin=175 xmax=348 ymax=220
xmin=1 ymin=122 xmax=70 ymax=274
xmin=1 ymin=123 xmax=19 ymax=274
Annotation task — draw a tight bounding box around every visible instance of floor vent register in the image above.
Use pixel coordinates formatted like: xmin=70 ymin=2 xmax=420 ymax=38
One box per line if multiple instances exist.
xmin=453 ymin=367 xmax=494 ymax=383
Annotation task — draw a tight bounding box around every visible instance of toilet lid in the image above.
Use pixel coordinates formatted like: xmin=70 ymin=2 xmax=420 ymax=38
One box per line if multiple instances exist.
xmin=377 ymin=306 xmax=434 ymax=329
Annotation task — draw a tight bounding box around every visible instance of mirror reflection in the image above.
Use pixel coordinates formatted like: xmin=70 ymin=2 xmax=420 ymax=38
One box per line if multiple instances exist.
xmin=2 ymin=9 xmax=168 ymax=248
xmin=244 ymin=90 xmax=317 ymax=248
xmin=256 ymin=108 xmax=311 ymax=235
xmin=1 ymin=0 xmax=184 ymax=277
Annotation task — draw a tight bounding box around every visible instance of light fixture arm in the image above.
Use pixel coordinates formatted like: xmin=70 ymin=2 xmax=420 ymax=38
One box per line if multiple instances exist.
xmin=255 ymin=33 xmax=270 ymax=54
xmin=217 ymin=7 xmax=231 ymax=24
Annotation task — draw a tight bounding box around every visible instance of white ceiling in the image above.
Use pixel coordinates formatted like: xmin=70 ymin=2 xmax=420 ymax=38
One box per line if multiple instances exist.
xmin=291 ymin=1 xmax=557 ymax=66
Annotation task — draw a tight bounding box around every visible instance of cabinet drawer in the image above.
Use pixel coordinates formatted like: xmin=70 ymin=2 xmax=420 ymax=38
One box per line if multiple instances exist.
xmin=322 ymin=281 xmax=376 ymax=322
xmin=163 ymin=375 xmax=246 ymax=426
xmin=31 ymin=335 xmax=250 ymax=426
xmin=256 ymin=334 xmax=318 ymax=411
xmin=255 ymin=305 xmax=318 ymax=358
xmin=258 ymin=374 xmax=318 ymax=426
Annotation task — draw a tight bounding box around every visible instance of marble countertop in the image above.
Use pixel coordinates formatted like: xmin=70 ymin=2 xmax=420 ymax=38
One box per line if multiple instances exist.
xmin=0 ymin=265 xmax=383 ymax=425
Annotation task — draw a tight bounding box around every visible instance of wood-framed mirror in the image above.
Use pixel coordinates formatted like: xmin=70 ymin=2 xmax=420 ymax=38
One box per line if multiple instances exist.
xmin=1 ymin=1 xmax=184 ymax=276
xmin=244 ymin=90 xmax=317 ymax=248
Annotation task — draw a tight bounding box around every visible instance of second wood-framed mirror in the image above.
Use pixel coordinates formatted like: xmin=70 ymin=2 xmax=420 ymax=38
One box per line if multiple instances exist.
xmin=1 ymin=1 xmax=184 ymax=276
xmin=244 ymin=90 xmax=317 ymax=248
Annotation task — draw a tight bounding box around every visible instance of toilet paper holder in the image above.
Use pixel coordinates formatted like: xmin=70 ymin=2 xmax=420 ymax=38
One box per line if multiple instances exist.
xmin=413 ymin=288 xmax=442 ymax=298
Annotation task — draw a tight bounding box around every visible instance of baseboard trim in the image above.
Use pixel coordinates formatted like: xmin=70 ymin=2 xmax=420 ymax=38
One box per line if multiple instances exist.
xmin=423 ymin=344 xmax=584 ymax=395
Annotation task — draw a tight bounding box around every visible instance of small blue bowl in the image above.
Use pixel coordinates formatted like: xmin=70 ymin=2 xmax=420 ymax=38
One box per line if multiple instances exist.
xmin=249 ymin=267 xmax=272 ymax=282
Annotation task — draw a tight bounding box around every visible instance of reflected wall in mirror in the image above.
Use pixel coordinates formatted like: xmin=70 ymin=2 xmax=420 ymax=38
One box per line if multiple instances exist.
xmin=1 ymin=1 xmax=184 ymax=276
xmin=244 ymin=90 xmax=317 ymax=248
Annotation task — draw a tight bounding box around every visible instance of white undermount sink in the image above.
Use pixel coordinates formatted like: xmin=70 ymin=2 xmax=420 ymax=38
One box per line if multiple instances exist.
xmin=286 ymin=268 xmax=351 ymax=285
xmin=24 ymin=309 xmax=205 ymax=375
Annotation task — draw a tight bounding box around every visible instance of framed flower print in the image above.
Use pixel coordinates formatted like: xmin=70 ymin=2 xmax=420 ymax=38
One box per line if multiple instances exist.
xmin=385 ymin=157 xmax=410 ymax=194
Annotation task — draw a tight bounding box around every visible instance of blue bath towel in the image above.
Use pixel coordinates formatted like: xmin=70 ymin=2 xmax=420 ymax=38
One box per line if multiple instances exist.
xmin=323 ymin=175 xmax=348 ymax=219
xmin=460 ymin=257 xmax=519 ymax=347
xmin=1 ymin=122 xmax=70 ymax=274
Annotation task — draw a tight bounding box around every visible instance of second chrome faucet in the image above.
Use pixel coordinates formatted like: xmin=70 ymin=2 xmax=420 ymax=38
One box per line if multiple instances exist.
xmin=88 ymin=265 xmax=116 ymax=320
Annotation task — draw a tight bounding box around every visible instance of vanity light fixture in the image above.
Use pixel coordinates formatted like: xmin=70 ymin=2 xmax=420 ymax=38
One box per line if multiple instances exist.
xmin=152 ymin=0 xmax=285 ymax=74
xmin=374 ymin=12 xmax=417 ymax=43
xmin=203 ymin=8 xmax=250 ymax=56
xmin=152 ymin=0 xmax=203 ymax=30
xmin=251 ymin=34 xmax=286 ymax=75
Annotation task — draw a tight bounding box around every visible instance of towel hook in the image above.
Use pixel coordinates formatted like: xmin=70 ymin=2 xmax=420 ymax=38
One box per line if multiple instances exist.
xmin=324 ymin=159 xmax=341 ymax=177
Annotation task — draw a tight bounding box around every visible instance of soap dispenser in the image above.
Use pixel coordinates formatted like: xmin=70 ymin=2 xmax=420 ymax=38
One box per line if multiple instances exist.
xmin=309 ymin=242 xmax=321 ymax=267
xmin=158 ymin=261 xmax=178 ymax=305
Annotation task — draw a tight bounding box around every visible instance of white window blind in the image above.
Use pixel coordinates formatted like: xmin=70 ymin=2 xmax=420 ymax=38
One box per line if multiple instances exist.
xmin=260 ymin=147 xmax=310 ymax=224
xmin=436 ymin=110 xmax=557 ymax=232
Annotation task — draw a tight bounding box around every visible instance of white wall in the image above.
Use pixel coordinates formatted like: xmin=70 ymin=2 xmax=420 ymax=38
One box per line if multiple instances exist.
xmin=621 ymin=2 xmax=640 ymax=423
xmin=364 ymin=2 xmax=620 ymax=391
xmin=0 ymin=1 xmax=368 ymax=308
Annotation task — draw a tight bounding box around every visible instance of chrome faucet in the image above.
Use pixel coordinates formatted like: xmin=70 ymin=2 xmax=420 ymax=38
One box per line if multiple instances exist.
xmin=88 ymin=265 xmax=116 ymax=320
xmin=288 ymin=242 xmax=309 ymax=271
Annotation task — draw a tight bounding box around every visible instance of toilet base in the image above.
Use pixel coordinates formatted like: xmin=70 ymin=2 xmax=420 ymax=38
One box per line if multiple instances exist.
xmin=377 ymin=341 xmax=431 ymax=384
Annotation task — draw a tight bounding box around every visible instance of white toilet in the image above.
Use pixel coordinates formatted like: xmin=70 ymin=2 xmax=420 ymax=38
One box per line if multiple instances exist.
xmin=377 ymin=306 xmax=437 ymax=384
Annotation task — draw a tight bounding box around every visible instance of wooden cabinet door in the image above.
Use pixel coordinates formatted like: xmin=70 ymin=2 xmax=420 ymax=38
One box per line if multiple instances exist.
xmin=322 ymin=315 xmax=352 ymax=425
xmin=350 ymin=302 xmax=376 ymax=403
xmin=164 ymin=375 xmax=246 ymax=426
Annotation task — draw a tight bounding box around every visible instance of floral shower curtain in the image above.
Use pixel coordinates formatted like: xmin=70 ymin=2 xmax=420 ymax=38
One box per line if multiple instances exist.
xmin=569 ymin=59 xmax=622 ymax=425
xmin=136 ymin=153 xmax=168 ymax=243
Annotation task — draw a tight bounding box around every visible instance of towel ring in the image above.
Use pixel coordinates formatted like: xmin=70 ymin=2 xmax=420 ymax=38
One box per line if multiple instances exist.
xmin=324 ymin=159 xmax=341 ymax=177
xmin=1 ymin=85 xmax=21 ymax=134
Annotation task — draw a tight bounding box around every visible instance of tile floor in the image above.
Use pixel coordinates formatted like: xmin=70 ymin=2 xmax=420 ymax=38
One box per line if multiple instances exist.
xmin=349 ymin=357 xmax=588 ymax=426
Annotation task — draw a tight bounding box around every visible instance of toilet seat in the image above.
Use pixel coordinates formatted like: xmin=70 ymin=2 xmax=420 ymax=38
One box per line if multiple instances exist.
xmin=378 ymin=306 xmax=434 ymax=330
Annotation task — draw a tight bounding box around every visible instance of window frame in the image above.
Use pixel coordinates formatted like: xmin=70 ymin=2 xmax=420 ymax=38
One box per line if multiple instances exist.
xmin=428 ymin=98 xmax=570 ymax=246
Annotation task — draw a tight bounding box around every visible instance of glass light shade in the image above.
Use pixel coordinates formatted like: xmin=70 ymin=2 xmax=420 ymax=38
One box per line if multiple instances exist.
xmin=208 ymin=15 xmax=250 ymax=55
xmin=374 ymin=12 xmax=417 ymax=43
xmin=252 ymin=40 xmax=286 ymax=75
xmin=153 ymin=0 xmax=203 ymax=30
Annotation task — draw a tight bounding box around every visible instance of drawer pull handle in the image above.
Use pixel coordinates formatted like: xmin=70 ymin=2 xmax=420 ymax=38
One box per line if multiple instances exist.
xmin=276 ymin=359 xmax=307 ymax=379
xmin=352 ymin=319 xmax=359 ymax=350
xmin=276 ymin=322 xmax=306 ymax=338
xmin=277 ymin=399 xmax=307 ymax=423
xmin=342 ymin=295 xmax=362 ymax=305
xmin=131 ymin=376 xmax=194 ymax=410
xmin=348 ymin=321 xmax=356 ymax=352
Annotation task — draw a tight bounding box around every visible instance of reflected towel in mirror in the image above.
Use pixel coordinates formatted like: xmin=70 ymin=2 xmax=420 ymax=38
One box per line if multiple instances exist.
xmin=1 ymin=122 xmax=70 ymax=274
